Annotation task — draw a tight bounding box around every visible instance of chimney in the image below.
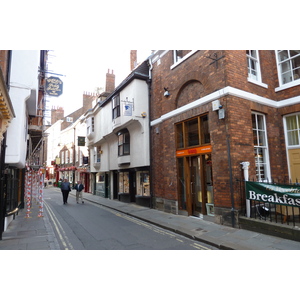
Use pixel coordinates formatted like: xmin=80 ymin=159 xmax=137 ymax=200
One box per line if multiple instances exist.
xmin=130 ymin=50 xmax=137 ymax=71
xmin=51 ymin=106 xmax=64 ymax=125
xmin=105 ymin=69 xmax=115 ymax=93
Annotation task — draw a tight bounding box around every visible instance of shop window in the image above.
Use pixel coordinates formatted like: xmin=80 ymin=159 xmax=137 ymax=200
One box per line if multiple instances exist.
xmin=176 ymin=114 xmax=210 ymax=149
xmin=118 ymin=129 xmax=130 ymax=156
xmin=136 ymin=171 xmax=150 ymax=196
xmin=112 ymin=94 xmax=120 ymax=119
xmin=252 ymin=112 xmax=270 ymax=181
xmin=277 ymin=50 xmax=300 ymax=85
xmin=186 ymin=118 xmax=199 ymax=147
xmin=177 ymin=157 xmax=186 ymax=210
xmin=119 ymin=172 xmax=129 ymax=193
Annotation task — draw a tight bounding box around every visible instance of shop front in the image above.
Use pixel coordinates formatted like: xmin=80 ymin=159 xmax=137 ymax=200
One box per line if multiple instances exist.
xmin=77 ymin=166 xmax=90 ymax=193
xmin=95 ymin=172 xmax=109 ymax=198
xmin=114 ymin=167 xmax=150 ymax=207
xmin=176 ymin=114 xmax=214 ymax=217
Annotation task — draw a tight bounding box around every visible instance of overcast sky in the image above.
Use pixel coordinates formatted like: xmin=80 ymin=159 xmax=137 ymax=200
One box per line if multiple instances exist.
xmin=46 ymin=49 xmax=152 ymax=116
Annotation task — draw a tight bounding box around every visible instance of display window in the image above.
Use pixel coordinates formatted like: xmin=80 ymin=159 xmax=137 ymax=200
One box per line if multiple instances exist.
xmin=119 ymin=172 xmax=129 ymax=193
xmin=136 ymin=171 xmax=150 ymax=196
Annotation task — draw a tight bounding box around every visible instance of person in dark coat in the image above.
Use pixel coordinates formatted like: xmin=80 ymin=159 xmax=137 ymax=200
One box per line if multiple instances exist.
xmin=74 ymin=180 xmax=84 ymax=204
xmin=61 ymin=178 xmax=71 ymax=204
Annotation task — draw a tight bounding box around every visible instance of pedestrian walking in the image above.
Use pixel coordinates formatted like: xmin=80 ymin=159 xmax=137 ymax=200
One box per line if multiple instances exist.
xmin=61 ymin=178 xmax=71 ymax=204
xmin=75 ymin=180 xmax=84 ymax=204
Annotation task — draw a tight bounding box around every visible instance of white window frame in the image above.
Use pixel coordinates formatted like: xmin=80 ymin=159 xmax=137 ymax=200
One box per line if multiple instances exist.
xmin=275 ymin=50 xmax=300 ymax=92
xmin=94 ymin=146 xmax=101 ymax=163
xmin=247 ymin=50 xmax=268 ymax=88
xmin=284 ymin=113 xmax=300 ymax=148
xmin=252 ymin=112 xmax=271 ymax=181
xmin=171 ymin=50 xmax=198 ymax=70
xmin=283 ymin=113 xmax=300 ymax=181
xmin=70 ymin=148 xmax=73 ymax=163
xmin=65 ymin=150 xmax=69 ymax=163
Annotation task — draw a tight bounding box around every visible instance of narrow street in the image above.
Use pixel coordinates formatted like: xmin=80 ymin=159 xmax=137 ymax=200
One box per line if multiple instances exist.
xmin=44 ymin=188 xmax=217 ymax=250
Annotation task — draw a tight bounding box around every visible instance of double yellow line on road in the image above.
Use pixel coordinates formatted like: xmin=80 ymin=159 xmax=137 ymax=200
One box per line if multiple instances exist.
xmin=43 ymin=200 xmax=74 ymax=250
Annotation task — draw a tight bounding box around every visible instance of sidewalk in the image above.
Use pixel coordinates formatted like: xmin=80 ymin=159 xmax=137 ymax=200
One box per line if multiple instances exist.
xmin=1 ymin=187 xmax=300 ymax=250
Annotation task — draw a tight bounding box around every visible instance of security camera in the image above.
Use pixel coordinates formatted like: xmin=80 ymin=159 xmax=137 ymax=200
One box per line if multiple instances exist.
xmin=164 ymin=90 xmax=170 ymax=97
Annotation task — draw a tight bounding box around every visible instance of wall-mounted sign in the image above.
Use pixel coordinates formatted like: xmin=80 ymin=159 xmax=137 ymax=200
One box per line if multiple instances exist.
xmin=176 ymin=145 xmax=212 ymax=157
xmin=45 ymin=76 xmax=63 ymax=97
xmin=124 ymin=103 xmax=132 ymax=116
xmin=78 ymin=136 xmax=85 ymax=146
xmin=246 ymin=181 xmax=300 ymax=208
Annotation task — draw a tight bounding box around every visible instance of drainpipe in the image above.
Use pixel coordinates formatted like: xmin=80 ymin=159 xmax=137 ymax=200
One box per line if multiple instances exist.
xmin=226 ymin=134 xmax=235 ymax=228
xmin=241 ymin=162 xmax=250 ymax=217
xmin=148 ymin=55 xmax=153 ymax=208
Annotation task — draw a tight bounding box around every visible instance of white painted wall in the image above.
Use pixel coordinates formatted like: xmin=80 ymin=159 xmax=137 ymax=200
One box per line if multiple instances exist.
xmin=5 ymin=50 xmax=40 ymax=168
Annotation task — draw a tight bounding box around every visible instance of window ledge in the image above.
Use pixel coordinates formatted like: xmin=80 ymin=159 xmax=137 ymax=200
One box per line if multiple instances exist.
xmin=118 ymin=155 xmax=130 ymax=165
xmin=247 ymin=77 xmax=268 ymax=89
xmin=275 ymin=79 xmax=300 ymax=92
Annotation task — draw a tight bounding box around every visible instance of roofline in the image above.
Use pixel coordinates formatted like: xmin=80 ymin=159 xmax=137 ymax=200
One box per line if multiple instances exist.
xmin=99 ymin=62 xmax=149 ymax=108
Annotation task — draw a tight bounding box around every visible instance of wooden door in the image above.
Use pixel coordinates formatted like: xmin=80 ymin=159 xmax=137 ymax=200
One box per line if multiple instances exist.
xmin=289 ymin=148 xmax=300 ymax=183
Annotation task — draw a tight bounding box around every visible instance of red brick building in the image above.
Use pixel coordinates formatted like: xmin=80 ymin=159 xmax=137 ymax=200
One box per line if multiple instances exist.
xmin=149 ymin=50 xmax=300 ymax=226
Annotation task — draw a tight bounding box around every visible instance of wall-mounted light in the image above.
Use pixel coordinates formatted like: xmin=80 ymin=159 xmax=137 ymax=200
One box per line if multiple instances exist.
xmin=164 ymin=87 xmax=170 ymax=97
xmin=141 ymin=112 xmax=146 ymax=118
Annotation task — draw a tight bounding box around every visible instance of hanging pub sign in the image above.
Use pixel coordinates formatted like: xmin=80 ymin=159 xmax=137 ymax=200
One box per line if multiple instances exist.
xmin=246 ymin=181 xmax=300 ymax=208
xmin=45 ymin=76 xmax=63 ymax=97
xmin=78 ymin=136 xmax=85 ymax=146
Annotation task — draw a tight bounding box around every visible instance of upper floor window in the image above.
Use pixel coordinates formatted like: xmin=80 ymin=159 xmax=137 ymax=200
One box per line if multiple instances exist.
xmin=247 ymin=50 xmax=261 ymax=81
xmin=252 ymin=112 xmax=270 ymax=181
xmin=94 ymin=146 xmax=101 ymax=163
xmin=277 ymin=50 xmax=300 ymax=85
xmin=61 ymin=151 xmax=65 ymax=164
xmin=65 ymin=150 xmax=69 ymax=163
xmin=70 ymin=148 xmax=73 ymax=163
xmin=118 ymin=129 xmax=130 ymax=156
xmin=173 ymin=50 xmax=183 ymax=64
xmin=112 ymin=94 xmax=120 ymax=119
xmin=87 ymin=117 xmax=94 ymax=135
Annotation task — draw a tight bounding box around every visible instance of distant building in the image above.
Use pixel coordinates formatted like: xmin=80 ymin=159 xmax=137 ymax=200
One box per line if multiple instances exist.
xmin=86 ymin=55 xmax=151 ymax=205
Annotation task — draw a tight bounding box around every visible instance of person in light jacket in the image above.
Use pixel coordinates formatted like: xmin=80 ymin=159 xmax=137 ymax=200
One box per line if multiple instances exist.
xmin=61 ymin=178 xmax=71 ymax=205
xmin=75 ymin=180 xmax=84 ymax=204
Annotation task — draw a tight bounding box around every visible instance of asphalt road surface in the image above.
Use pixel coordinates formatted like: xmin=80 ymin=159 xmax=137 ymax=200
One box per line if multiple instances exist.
xmin=43 ymin=188 xmax=218 ymax=250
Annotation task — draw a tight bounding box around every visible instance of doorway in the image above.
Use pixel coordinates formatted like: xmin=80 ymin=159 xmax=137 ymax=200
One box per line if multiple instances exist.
xmin=178 ymin=153 xmax=213 ymax=216
xmin=289 ymin=148 xmax=300 ymax=183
